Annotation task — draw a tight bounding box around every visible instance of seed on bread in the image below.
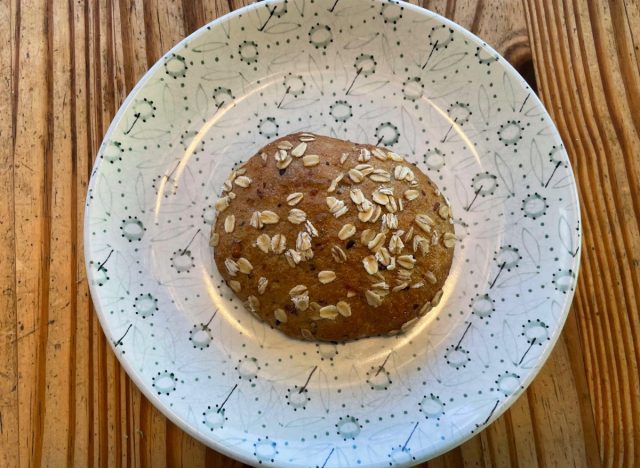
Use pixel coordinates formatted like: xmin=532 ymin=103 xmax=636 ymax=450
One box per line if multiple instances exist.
xmin=210 ymin=232 xmax=219 ymax=247
xmin=274 ymin=308 xmax=288 ymax=323
xmin=257 ymin=277 xmax=269 ymax=295
xmin=372 ymin=147 xmax=387 ymax=161
xmin=319 ymin=305 xmax=339 ymax=319
xmin=425 ymin=270 xmax=437 ymax=284
xmin=224 ymin=258 xmax=239 ymax=276
xmin=389 ymin=233 xmax=404 ymax=255
xmin=392 ymin=282 xmax=409 ymax=292
xmin=256 ymin=233 xmax=271 ymax=253
xmin=365 ymin=289 xmax=382 ymax=307
xmin=288 ymin=208 xmax=307 ymax=224
xmin=338 ymin=223 xmax=356 ymax=240
xmin=247 ymin=295 xmax=260 ymax=312
xmin=397 ymin=255 xmax=416 ymax=270
xmin=224 ymin=214 xmax=235 ymax=233
xmin=350 ymin=188 xmax=365 ymax=205
xmin=354 ymin=163 xmax=374 ymax=175
xmin=375 ymin=247 xmax=391 ymax=266
xmin=418 ymin=302 xmax=432 ymax=317
xmin=367 ymin=232 xmax=386 ymax=253
xmin=348 ymin=168 xmax=364 ymax=183
xmin=382 ymin=213 xmax=398 ymax=231
xmin=328 ymin=173 xmax=344 ymax=193
xmin=431 ymin=290 xmax=444 ymax=307
xmin=260 ymin=210 xmax=280 ymax=224
xmin=443 ymin=232 xmax=457 ymax=248
xmin=372 ymin=190 xmax=389 ymax=205
xmin=250 ymin=211 xmax=263 ymax=229
xmin=305 ymin=220 xmax=319 ymax=237
xmin=361 ymin=229 xmax=375 ymax=245
xmin=336 ymin=301 xmax=351 ymax=317
xmin=358 ymin=148 xmax=371 ymax=162
xmin=289 ymin=284 xmax=308 ymax=296
xmin=286 ymin=192 xmax=304 ymax=206
xmin=363 ymin=255 xmax=379 ymax=275
xmin=331 ymin=245 xmax=347 ymax=263
xmin=413 ymin=235 xmax=430 ymax=255
xmin=285 ymin=249 xmax=302 ymax=266
xmin=296 ymin=231 xmax=312 ymax=251
xmin=215 ymin=196 xmax=230 ymax=212
xmin=271 ymin=233 xmax=287 ymax=254
xmin=303 ymin=154 xmax=320 ymax=166
xmin=292 ymin=293 xmax=309 ymax=311
xmin=234 ymin=175 xmax=252 ymax=188
xmin=415 ymin=214 xmax=434 ymax=233
xmin=370 ymin=168 xmax=391 ymax=182
xmin=318 ymin=270 xmax=337 ymax=284
xmin=275 ymin=151 xmax=292 ymax=169
xmin=291 ymin=142 xmax=307 ymax=157
xmin=237 ymin=257 xmax=253 ymax=274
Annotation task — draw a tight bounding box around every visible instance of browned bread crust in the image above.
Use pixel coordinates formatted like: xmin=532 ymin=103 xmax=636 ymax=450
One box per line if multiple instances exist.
xmin=211 ymin=133 xmax=455 ymax=341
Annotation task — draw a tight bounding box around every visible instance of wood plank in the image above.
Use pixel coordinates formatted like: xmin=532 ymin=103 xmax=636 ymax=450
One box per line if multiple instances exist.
xmin=70 ymin=0 xmax=94 ymax=465
xmin=39 ymin=0 xmax=75 ymax=463
xmin=12 ymin=0 xmax=51 ymax=465
xmin=0 ymin=0 xmax=19 ymax=465
xmin=523 ymin=0 xmax=640 ymax=465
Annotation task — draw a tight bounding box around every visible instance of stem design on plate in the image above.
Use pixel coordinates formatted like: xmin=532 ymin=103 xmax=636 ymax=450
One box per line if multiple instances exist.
xmin=299 ymin=366 xmax=318 ymax=394
xmin=455 ymin=323 xmax=472 ymax=350
xmin=258 ymin=6 xmax=277 ymax=32
xmin=441 ymin=117 xmax=458 ymax=143
xmin=217 ymin=383 xmax=238 ymax=413
xmin=180 ymin=228 xmax=201 ymax=255
xmin=321 ymin=448 xmax=335 ymax=468
xmin=545 ymin=161 xmax=562 ymax=188
xmin=518 ymin=338 xmax=537 ymax=365
xmin=422 ymin=40 xmax=439 ymax=70
xmin=465 ymin=185 xmax=483 ymax=211
xmin=402 ymin=422 xmax=419 ymax=450
xmin=345 ymin=68 xmax=362 ymax=95
xmin=123 ymin=113 xmax=141 ymax=135
xmin=376 ymin=352 xmax=392 ymax=376
xmin=519 ymin=93 xmax=531 ymax=112
xmin=114 ymin=324 xmax=132 ymax=347
xmin=97 ymin=249 xmax=114 ymax=272
xmin=489 ymin=262 xmax=506 ymax=289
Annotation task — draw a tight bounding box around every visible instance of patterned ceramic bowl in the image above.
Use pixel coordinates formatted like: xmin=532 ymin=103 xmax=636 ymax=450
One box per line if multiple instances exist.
xmin=84 ymin=1 xmax=581 ymax=466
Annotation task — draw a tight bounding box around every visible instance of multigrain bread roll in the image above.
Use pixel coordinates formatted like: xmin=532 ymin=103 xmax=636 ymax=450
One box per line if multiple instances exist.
xmin=211 ymin=133 xmax=455 ymax=341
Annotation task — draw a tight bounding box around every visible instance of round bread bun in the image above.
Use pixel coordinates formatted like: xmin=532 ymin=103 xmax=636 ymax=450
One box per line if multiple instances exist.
xmin=211 ymin=133 xmax=455 ymax=341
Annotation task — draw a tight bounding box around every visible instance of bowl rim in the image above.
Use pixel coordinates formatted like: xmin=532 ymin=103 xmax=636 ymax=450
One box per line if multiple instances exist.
xmin=84 ymin=1 xmax=582 ymax=466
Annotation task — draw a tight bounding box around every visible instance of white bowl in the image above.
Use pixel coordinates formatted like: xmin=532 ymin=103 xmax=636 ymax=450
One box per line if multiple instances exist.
xmin=85 ymin=1 xmax=581 ymax=466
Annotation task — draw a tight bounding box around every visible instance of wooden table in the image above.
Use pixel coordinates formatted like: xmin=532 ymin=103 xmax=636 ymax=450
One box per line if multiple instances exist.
xmin=1 ymin=0 xmax=638 ymax=466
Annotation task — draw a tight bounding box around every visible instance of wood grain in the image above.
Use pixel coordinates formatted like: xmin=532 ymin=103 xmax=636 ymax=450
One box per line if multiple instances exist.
xmin=0 ymin=0 xmax=638 ymax=466
xmin=523 ymin=0 xmax=640 ymax=465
